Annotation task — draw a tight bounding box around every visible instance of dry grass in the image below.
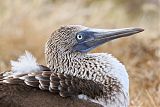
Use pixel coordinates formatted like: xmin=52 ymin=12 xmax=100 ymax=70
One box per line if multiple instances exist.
xmin=0 ymin=0 xmax=159 ymax=106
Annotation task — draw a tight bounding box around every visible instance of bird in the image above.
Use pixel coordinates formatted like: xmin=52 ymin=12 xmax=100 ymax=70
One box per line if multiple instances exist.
xmin=0 ymin=25 xmax=144 ymax=107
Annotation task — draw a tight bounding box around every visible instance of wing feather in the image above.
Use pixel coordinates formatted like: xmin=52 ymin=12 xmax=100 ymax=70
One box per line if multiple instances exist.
xmin=1 ymin=70 xmax=105 ymax=99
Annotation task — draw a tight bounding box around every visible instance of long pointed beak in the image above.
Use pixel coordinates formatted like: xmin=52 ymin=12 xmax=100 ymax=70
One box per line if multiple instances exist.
xmin=73 ymin=27 xmax=144 ymax=52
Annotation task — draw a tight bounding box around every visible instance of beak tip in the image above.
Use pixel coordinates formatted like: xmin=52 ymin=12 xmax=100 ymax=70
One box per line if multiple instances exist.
xmin=133 ymin=28 xmax=144 ymax=33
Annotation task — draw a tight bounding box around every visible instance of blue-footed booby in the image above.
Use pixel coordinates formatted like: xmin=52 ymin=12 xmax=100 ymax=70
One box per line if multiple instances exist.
xmin=0 ymin=25 xmax=143 ymax=107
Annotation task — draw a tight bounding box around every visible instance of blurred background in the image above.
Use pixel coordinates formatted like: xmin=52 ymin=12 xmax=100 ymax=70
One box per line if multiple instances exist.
xmin=0 ymin=0 xmax=159 ymax=106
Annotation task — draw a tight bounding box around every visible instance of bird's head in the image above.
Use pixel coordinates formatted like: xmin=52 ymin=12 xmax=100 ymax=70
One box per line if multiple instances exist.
xmin=46 ymin=25 xmax=143 ymax=55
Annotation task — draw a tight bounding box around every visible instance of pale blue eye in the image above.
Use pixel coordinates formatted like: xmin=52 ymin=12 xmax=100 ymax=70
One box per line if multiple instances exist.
xmin=76 ymin=34 xmax=83 ymax=40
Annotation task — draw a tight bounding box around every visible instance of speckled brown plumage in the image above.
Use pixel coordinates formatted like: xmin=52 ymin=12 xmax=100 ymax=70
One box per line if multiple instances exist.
xmin=0 ymin=70 xmax=120 ymax=100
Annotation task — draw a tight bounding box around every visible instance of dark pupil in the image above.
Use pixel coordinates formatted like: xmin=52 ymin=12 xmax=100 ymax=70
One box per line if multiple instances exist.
xmin=78 ymin=35 xmax=82 ymax=39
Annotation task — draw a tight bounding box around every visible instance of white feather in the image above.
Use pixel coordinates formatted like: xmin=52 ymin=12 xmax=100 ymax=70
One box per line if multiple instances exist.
xmin=78 ymin=94 xmax=88 ymax=100
xmin=10 ymin=51 xmax=41 ymax=75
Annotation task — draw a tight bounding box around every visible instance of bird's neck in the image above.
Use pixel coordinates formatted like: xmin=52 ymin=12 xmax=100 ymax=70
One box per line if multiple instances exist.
xmin=45 ymin=50 xmax=129 ymax=104
xmin=45 ymin=44 xmax=129 ymax=90
xmin=45 ymin=49 xmax=85 ymax=73
xmin=45 ymin=51 xmax=127 ymax=85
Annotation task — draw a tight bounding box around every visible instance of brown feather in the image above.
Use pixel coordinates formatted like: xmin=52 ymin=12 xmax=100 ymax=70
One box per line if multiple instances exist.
xmin=0 ymin=82 xmax=101 ymax=107
xmin=1 ymin=71 xmax=106 ymax=99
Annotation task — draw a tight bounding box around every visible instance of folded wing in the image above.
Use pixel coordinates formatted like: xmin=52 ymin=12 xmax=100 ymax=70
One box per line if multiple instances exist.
xmin=0 ymin=69 xmax=104 ymax=99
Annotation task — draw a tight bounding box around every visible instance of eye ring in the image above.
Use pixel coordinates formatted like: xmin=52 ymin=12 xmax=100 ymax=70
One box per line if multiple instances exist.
xmin=76 ymin=34 xmax=83 ymax=40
